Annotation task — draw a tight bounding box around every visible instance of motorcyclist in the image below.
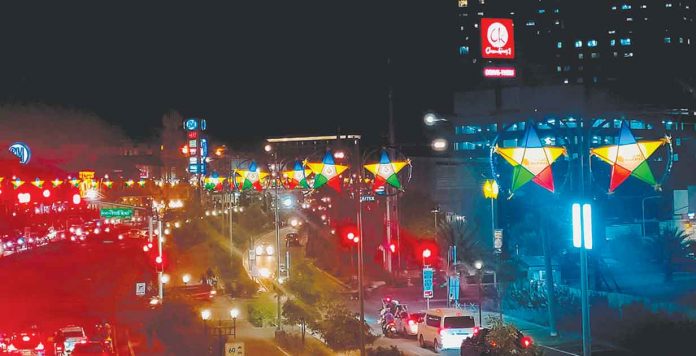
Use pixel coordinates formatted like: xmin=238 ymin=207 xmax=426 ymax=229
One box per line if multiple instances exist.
xmin=381 ymin=310 xmax=396 ymax=335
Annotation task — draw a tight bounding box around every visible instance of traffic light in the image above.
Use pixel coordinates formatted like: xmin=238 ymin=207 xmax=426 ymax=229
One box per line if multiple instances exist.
xmin=389 ymin=243 xmax=396 ymax=253
xmin=422 ymin=248 xmax=432 ymax=258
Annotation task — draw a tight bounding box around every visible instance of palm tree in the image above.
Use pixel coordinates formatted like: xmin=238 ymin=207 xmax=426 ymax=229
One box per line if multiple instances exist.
xmin=437 ymin=219 xmax=485 ymax=266
xmin=650 ymin=227 xmax=693 ymax=282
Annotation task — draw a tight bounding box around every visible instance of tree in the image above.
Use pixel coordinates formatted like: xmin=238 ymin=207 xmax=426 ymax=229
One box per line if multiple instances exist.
xmin=318 ymin=305 xmax=376 ymax=351
xmin=399 ymin=190 xmax=439 ymax=238
xmin=485 ymin=317 xmax=543 ymax=356
xmin=437 ymin=219 xmax=485 ymax=266
xmin=650 ymin=227 xmax=694 ymax=282
xmin=282 ymin=299 xmax=320 ymax=344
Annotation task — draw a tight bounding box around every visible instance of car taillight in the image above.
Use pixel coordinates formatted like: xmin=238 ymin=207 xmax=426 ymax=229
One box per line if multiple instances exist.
xmin=80 ymin=339 xmax=87 ymax=344
xmin=473 ymin=326 xmax=480 ymax=335
xmin=7 ymin=344 xmax=17 ymax=351
xmin=521 ymin=336 xmax=533 ymax=348
xmin=408 ymin=319 xmax=415 ymax=326
xmin=35 ymin=342 xmax=44 ymax=350
xmin=22 ymin=335 xmax=30 ymax=342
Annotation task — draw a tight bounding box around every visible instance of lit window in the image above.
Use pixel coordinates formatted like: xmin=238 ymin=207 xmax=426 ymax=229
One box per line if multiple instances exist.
xmin=578 ymin=53 xmax=584 ymax=59
xmin=563 ymin=79 xmax=569 ymax=84
xmin=608 ymin=30 xmax=616 ymax=34
xmin=611 ymin=6 xmax=617 ymax=10
xmin=554 ymin=8 xmax=559 ymax=13
xmin=664 ymin=37 xmax=672 ymax=44
xmin=587 ymin=40 xmax=598 ymax=47
xmin=458 ymin=0 xmax=468 ymax=7
xmin=459 ymin=46 xmax=470 ymax=55
xmin=610 ymin=39 xmax=616 ymax=46
xmin=538 ymin=9 xmax=545 ymax=14
xmin=556 ymin=66 xmax=562 ymax=72
xmin=676 ymin=138 xmax=681 ymax=146
xmin=526 ymin=20 xmax=536 ymax=26
xmin=679 ymin=37 xmax=684 ymax=43
xmin=621 ymin=4 xmax=631 ymax=10
xmin=591 ymin=52 xmax=600 ymax=59
xmin=673 ymin=153 xmax=679 ymax=161
xmin=557 ymin=41 xmax=563 ymax=48
xmin=620 ymin=38 xmax=631 ymax=46
xmin=624 ymin=52 xmax=634 ymax=57
xmin=575 ymin=40 xmax=583 ymax=48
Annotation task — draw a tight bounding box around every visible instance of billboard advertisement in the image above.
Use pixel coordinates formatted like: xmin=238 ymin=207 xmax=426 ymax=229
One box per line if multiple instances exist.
xmin=481 ymin=18 xmax=515 ymax=59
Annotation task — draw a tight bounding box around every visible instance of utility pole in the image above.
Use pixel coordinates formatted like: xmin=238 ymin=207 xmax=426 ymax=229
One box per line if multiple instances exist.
xmin=356 ymin=139 xmax=366 ymax=356
xmin=385 ymin=84 xmax=400 ymax=274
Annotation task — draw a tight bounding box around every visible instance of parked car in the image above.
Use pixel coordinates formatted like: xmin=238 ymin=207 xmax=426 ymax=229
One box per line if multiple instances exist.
xmin=460 ymin=326 xmax=533 ymax=356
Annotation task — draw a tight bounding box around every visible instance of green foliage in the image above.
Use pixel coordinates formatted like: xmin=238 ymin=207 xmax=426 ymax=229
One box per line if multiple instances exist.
xmin=649 ymin=227 xmax=694 ymax=281
xmin=485 ymin=317 xmax=543 ymax=356
xmin=438 ymin=219 xmax=486 ymax=266
xmin=282 ymin=299 xmax=321 ymax=331
xmin=367 ymin=346 xmax=404 ymax=356
xmin=286 ymin=261 xmax=323 ymax=304
xmin=247 ymin=295 xmax=276 ymax=327
xmin=144 ymin=299 xmax=208 ymax=354
xmin=399 ymin=190 xmax=439 ymax=237
xmin=274 ymin=330 xmax=334 ymax=356
xmin=318 ymin=304 xmax=376 ymax=351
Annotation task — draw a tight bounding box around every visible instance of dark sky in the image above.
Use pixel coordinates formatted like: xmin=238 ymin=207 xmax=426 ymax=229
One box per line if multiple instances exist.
xmin=0 ymin=2 xmax=456 ymax=147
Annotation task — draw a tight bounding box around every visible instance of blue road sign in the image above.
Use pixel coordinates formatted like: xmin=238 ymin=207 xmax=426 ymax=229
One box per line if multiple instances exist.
xmin=423 ymin=268 xmax=434 ymax=299
xmin=448 ymin=275 xmax=460 ymax=301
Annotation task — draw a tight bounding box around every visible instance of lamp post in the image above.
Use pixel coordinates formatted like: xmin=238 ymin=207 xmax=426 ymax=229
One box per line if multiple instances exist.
xmin=230 ymin=308 xmax=239 ymax=340
xmin=483 ymin=179 xmax=501 ymax=319
xmin=201 ymin=309 xmax=211 ymax=335
xmin=474 ymin=260 xmax=483 ymax=326
xmin=182 ymin=274 xmax=191 ymax=285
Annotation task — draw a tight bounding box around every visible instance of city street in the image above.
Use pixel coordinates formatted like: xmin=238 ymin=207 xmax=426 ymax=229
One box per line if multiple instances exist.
xmin=0 ymin=237 xmax=155 ymax=355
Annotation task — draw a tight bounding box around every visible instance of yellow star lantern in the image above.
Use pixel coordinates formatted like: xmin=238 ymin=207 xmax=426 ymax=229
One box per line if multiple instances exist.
xmin=237 ymin=161 xmax=268 ymax=191
xmin=12 ymin=178 xmax=24 ymax=189
xmin=308 ymin=151 xmax=348 ymax=191
xmin=51 ymin=179 xmax=63 ymax=188
xmin=364 ymin=150 xmax=409 ymax=190
xmin=283 ymin=160 xmax=311 ymax=189
xmin=494 ymin=124 xmax=566 ymax=193
xmin=31 ymin=178 xmax=45 ymax=189
xmin=69 ymin=178 xmax=81 ymax=188
xmin=125 ymin=179 xmax=135 ymax=187
xmin=591 ymin=121 xmax=668 ymax=192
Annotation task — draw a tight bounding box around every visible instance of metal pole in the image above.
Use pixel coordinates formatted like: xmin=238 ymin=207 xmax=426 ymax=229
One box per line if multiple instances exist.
xmin=357 ymin=140 xmax=366 ymax=356
xmin=385 ymin=196 xmax=393 ymax=273
xmin=579 ymin=120 xmax=591 ymax=356
xmin=478 ymin=271 xmax=483 ymax=326
xmin=148 ymin=216 xmax=153 ymax=244
xmin=158 ymin=219 xmax=163 ymax=302
xmin=274 ymin=170 xmax=282 ymax=331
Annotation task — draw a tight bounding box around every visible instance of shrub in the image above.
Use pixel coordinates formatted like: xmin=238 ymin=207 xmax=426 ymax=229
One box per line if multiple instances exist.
xmin=367 ymin=346 xmax=404 ymax=356
xmin=274 ymin=330 xmax=333 ymax=356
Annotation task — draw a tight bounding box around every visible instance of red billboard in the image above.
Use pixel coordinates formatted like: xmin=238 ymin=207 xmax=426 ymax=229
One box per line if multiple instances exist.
xmin=481 ymin=18 xmax=515 ymax=59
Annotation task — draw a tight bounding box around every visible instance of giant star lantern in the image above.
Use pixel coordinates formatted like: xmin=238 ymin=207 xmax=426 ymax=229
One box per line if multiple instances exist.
xmin=283 ymin=160 xmax=311 ymax=189
xmin=591 ymin=121 xmax=668 ymax=192
xmin=204 ymin=173 xmax=223 ymax=192
xmin=364 ymin=150 xmax=409 ymax=190
xmin=308 ymin=151 xmax=348 ymax=191
xmin=494 ymin=124 xmax=566 ymax=193
xmin=238 ymin=161 xmax=268 ymax=192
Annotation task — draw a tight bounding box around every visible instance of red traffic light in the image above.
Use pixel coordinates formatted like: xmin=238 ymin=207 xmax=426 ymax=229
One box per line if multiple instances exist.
xmin=422 ymin=248 xmax=432 ymax=258
xmin=389 ymin=243 xmax=396 ymax=253
xmin=353 ymin=236 xmax=359 ymax=243
xmin=155 ymin=256 xmax=163 ymax=264
xmin=346 ymin=232 xmax=355 ymax=240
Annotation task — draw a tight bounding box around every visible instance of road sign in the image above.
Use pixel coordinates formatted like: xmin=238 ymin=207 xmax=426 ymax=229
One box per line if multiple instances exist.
xmin=136 ymin=282 xmax=146 ymax=296
xmin=100 ymin=208 xmax=133 ymax=218
xmin=360 ymin=195 xmax=375 ymax=202
xmin=423 ymin=267 xmax=434 ymax=299
xmin=225 ymin=342 xmax=244 ymax=355
xmin=494 ymin=229 xmax=503 ymax=253
xmin=448 ymin=275 xmax=460 ymax=301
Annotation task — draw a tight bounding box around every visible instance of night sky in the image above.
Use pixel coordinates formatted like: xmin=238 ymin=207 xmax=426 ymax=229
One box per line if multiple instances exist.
xmin=0 ymin=2 xmax=456 ymax=146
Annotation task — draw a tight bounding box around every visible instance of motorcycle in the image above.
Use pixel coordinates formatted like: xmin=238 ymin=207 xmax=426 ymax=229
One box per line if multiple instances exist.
xmin=383 ymin=321 xmax=398 ymax=338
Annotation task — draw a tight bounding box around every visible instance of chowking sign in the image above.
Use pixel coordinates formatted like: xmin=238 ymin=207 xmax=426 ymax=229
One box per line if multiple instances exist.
xmin=481 ymin=18 xmax=515 ymax=59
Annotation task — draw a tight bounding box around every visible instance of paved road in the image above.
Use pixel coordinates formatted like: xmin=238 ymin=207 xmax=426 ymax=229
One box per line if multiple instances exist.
xmin=0 ymin=238 xmax=156 ymax=355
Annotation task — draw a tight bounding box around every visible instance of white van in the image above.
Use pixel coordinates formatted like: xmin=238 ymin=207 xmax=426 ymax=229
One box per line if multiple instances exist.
xmin=417 ymin=308 xmax=477 ymax=352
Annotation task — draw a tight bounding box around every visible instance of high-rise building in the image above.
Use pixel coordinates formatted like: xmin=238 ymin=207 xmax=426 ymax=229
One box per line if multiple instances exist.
xmin=454 ymin=0 xmax=695 ymax=90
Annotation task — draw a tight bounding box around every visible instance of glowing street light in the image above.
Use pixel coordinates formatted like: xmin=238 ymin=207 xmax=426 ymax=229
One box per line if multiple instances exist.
xmin=160 ymin=274 xmax=170 ymax=284
xmin=431 ymin=138 xmax=448 ymax=152
xmin=201 ymin=309 xmax=211 ymax=321
xmin=230 ymin=308 xmax=240 ymax=319
xmin=182 ymin=274 xmax=191 ymax=285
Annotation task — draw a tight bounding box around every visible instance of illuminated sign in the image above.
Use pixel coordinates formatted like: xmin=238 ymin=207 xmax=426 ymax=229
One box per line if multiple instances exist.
xmin=483 ymin=67 xmax=516 ymax=78
xmin=481 ymin=18 xmax=515 ymax=59
xmin=9 ymin=142 xmax=31 ymax=164
xmin=100 ymin=208 xmax=134 ymax=218
xmin=184 ymin=119 xmax=198 ymax=131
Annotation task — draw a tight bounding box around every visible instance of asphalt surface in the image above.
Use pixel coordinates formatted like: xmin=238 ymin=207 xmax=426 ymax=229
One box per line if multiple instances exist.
xmin=0 ymin=237 xmax=157 ymax=355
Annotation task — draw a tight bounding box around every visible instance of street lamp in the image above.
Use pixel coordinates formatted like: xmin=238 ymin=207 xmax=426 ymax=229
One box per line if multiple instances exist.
xmin=572 ymin=202 xmax=593 ymax=356
xmin=431 ymin=138 xmax=448 ymax=152
xmin=230 ymin=308 xmax=239 ymax=339
xmin=182 ymin=274 xmax=191 ymax=285
xmin=201 ymin=309 xmax=211 ymax=334
xmin=474 ymin=260 xmax=483 ymax=326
